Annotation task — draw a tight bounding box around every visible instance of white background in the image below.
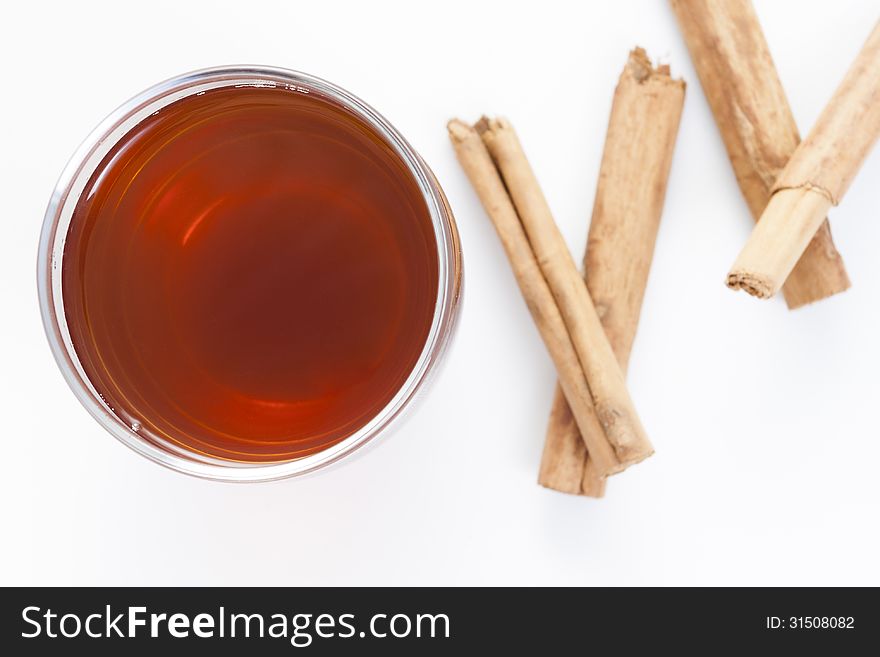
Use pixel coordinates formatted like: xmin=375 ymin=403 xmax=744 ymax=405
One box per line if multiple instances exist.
xmin=2 ymin=0 xmax=879 ymax=586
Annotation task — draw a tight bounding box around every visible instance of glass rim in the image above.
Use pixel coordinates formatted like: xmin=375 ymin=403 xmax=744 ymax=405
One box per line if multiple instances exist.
xmin=36 ymin=65 xmax=462 ymax=482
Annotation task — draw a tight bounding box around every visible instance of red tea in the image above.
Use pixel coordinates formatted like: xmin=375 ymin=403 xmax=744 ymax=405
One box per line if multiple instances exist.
xmin=62 ymin=85 xmax=439 ymax=462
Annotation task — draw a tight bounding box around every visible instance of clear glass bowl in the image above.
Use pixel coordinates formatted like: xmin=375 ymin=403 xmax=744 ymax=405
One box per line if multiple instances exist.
xmin=37 ymin=66 xmax=462 ymax=482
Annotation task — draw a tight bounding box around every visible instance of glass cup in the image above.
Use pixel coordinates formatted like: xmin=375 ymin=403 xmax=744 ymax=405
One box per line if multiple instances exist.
xmin=37 ymin=66 xmax=462 ymax=482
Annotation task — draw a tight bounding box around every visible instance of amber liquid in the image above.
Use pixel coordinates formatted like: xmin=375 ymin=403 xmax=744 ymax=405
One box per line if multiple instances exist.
xmin=63 ymin=85 xmax=438 ymax=462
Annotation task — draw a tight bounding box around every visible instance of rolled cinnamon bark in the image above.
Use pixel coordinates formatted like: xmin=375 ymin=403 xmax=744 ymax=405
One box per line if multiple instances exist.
xmin=447 ymin=120 xmax=620 ymax=477
xmin=477 ymin=117 xmax=654 ymax=476
xmin=727 ymin=19 xmax=880 ymax=300
xmin=671 ymin=0 xmax=849 ymax=308
xmin=539 ymin=49 xmax=684 ymax=497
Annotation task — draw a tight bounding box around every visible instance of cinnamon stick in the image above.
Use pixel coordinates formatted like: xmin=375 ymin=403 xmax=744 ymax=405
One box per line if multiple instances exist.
xmin=447 ymin=120 xmax=619 ymax=476
xmin=727 ymin=19 xmax=880 ymax=299
xmin=477 ymin=117 xmax=654 ymax=476
xmin=671 ymin=0 xmax=849 ymax=308
xmin=539 ymin=49 xmax=684 ymax=497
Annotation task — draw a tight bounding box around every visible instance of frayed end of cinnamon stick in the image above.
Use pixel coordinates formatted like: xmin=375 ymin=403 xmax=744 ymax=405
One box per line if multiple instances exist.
xmin=447 ymin=118 xmax=475 ymax=143
xmin=726 ymin=271 xmax=775 ymax=299
xmin=474 ymin=115 xmax=514 ymax=145
xmin=473 ymin=115 xmax=491 ymax=136
xmin=625 ymin=47 xmax=686 ymax=90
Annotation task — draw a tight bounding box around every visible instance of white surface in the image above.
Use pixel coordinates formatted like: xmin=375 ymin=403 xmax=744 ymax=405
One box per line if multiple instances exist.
xmin=2 ymin=0 xmax=880 ymax=586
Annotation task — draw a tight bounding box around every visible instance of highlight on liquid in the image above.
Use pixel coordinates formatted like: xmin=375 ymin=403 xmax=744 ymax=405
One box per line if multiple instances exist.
xmin=59 ymin=82 xmax=441 ymax=464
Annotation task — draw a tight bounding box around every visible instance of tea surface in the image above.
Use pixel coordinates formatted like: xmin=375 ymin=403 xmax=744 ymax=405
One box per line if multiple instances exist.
xmin=63 ymin=85 xmax=438 ymax=461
